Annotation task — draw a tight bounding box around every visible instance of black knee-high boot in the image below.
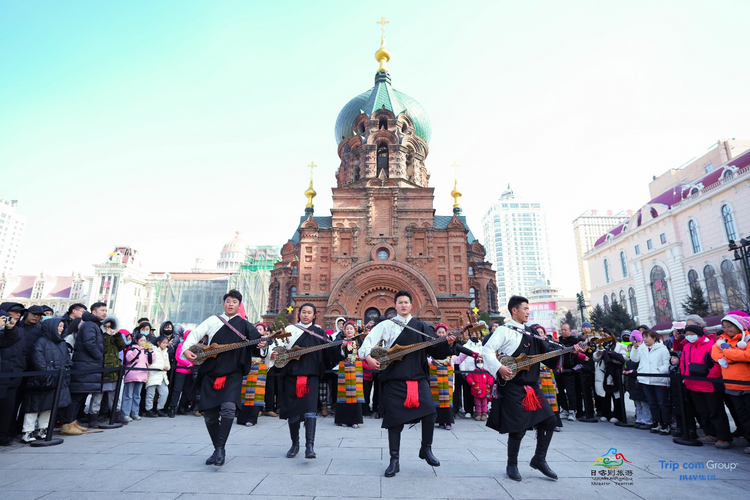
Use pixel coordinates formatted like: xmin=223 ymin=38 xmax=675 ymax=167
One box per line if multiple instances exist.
xmin=286 ymin=420 xmax=300 ymax=458
xmin=506 ymin=434 xmax=523 ymax=481
xmin=418 ymin=418 xmax=440 ymax=466
xmin=204 ymin=414 xmax=220 ymax=465
xmin=384 ymin=426 xmax=401 ymax=477
xmin=530 ymin=427 xmax=557 ymax=480
xmin=213 ymin=415 xmax=234 ymax=466
xmin=304 ymin=417 xmax=316 ymax=458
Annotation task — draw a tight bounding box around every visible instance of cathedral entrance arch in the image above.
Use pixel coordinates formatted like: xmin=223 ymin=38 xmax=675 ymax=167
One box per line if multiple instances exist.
xmin=325 ymin=260 xmax=441 ymax=325
xmin=364 ymin=307 xmax=381 ymax=325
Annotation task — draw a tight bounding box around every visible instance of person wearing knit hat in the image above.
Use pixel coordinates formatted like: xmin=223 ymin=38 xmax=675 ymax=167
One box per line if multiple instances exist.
xmin=681 ymin=323 xmax=731 ymax=447
xmin=713 ymin=314 xmax=750 ymax=454
xmin=581 ymin=321 xmax=592 ymax=329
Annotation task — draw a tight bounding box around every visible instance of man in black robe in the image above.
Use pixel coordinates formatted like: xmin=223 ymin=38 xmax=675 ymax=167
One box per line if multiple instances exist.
xmin=482 ymin=295 xmax=582 ymax=482
xmin=359 ymin=291 xmax=455 ymax=477
xmin=182 ymin=290 xmax=264 ymax=466
xmin=269 ymin=303 xmax=344 ymax=459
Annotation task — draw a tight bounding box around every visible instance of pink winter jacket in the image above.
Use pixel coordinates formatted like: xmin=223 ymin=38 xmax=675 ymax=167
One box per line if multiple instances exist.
xmin=124 ymin=347 xmax=151 ymax=383
xmin=175 ymin=342 xmax=193 ymax=374
xmin=680 ymin=335 xmax=721 ymax=392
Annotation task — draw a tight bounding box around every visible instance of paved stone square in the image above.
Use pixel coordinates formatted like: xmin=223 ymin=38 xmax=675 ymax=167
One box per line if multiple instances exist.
xmin=1 ymin=409 xmax=748 ymax=500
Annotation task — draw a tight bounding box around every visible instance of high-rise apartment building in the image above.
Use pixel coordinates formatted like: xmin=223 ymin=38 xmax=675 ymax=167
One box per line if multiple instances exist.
xmin=572 ymin=209 xmax=632 ymax=297
xmin=482 ymin=185 xmax=552 ymax=307
xmin=0 ymin=199 xmax=27 ymax=275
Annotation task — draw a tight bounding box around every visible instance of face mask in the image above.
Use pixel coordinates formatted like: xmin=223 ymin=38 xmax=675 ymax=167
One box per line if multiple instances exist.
xmin=476 ymin=363 xmax=484 ymax=370
xmin=685 ymin=334 xmax=699 ymax=343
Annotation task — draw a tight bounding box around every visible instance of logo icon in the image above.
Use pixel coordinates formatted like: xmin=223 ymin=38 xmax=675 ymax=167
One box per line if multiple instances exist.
xmin=592 ymin=448 xmax=633 ymax=469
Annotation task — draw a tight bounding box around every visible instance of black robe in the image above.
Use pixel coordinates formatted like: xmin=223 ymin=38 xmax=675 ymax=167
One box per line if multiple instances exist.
xmin=488 ymin=333 xmax=560 ymax=434
xmin=378 ymin=318 xmax=451 ymax=429
xmin=196 ymin=316 xmax=260 ymax=411
xmin=278 ymin=326 xmax=343 ymax=420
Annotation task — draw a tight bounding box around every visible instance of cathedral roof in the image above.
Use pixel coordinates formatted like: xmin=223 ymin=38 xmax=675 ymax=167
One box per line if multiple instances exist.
xmin=290 ymin=215 xmax=476 ymax=244
xmin=334 ymin=71 xmax=431 ymax=146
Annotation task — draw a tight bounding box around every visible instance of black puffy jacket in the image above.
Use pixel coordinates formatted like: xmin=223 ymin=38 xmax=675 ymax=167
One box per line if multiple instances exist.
xmin=69 ymin=312 xmax=104 ymax=394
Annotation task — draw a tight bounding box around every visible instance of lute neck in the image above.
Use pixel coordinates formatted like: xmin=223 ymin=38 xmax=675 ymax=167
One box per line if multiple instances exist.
xmin=383 ymin=335 xmax=447 ymax=362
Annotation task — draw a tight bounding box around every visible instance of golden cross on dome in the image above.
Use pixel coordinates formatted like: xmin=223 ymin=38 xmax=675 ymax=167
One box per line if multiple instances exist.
xmin=452 ymin=162 xmax=460 ymax=180
xmin=308 ymin=161 xmax=317 ymax=180
xmin=377 ymin=16 xmax=389 ymax=40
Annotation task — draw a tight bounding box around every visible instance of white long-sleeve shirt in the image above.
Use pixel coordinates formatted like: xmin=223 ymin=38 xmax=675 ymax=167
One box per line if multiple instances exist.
xmin=264 ymin=322 xmax=315 ymax=368
xmin=358 ymin=315 xmax=412 ymax=359
xmin=180 ymin=312 xmax=253 ymax=361
xmin=481 ymin=319 xmax=526 ymax=377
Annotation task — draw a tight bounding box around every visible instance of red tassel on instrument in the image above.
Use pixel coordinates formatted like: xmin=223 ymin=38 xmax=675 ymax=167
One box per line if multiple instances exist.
xmin=213 ymin=376 xmax=226 ymax=390
xmin=296 ymin=376 xmax=309 ymax=398
xmin=404 ymin=380 xmax=420 ymax=408
xmin=522 ymin=385 xmax=543 ymax=412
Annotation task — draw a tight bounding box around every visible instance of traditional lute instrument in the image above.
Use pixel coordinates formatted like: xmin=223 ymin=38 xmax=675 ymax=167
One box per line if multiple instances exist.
xmin=188 ymin=328 xmax=290 ymax=365
xmin=498 ymin=333 xmax=613 ymax=382
xmin=273 ymin=331 xmax=366 ymax=369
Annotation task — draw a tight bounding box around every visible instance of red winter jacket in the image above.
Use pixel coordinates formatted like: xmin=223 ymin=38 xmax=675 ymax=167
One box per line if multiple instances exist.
xmin=466 ymin=370 xmax=494 ymax=398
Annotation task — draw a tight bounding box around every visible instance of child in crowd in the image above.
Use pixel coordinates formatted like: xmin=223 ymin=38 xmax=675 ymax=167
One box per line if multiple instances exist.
xmin=624 ymin=331 xmax=652 ymax=430
xmin=631 ymin=329 xmax=671 ymax=435
xmin=145 ymin=335 xmax=170 ymax=418
xmin=122 ymin=333 xmax=152 ymax=421
xmin=466 ymin=360 xmax=493 ymax=421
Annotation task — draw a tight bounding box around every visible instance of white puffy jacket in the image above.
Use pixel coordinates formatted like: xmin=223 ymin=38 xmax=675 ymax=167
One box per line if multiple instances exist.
xmin=146 ymin=346 xmax=170 ymax=387
xmin=630 ymin=341 xmax=670 ymax=386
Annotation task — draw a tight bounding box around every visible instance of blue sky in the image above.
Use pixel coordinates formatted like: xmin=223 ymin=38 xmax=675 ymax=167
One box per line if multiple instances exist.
xmin=2 ymin=0 xmax=749 ymax=296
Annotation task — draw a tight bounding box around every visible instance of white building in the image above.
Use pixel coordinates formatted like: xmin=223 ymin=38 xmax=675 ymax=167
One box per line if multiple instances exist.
xmin=572 ymin=209 xmax=632 ymax=297
xmin=0 ymin=272 xmax=90 ymax=315
xmin=0 ymin=199 xmax=27 ymax=275
xmin=482 ymin=185 xmax=552 ymax=307
xmin=583 ymin=140 xmax=750 ymax=328
xmin=91 ymin=247 xmax=150 ymax=327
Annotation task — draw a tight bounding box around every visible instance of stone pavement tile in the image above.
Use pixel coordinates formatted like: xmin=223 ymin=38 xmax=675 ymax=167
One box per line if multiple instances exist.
xmin=0 ymin=451 xmax=33 ymax=468
xmin=115 ymin=453 xmax=220 ymax=472
xmin=36 ymin=493 xmax=181 ymax=500
xmin=326 ymin=458 xmax=436 ymax=476
xmin=4 ymin=452 xmax=133 ymax=470
xmin=3 ymin=469 xmax=153 ymax=492
xmin=498 ymin=476 xmax=642 ymax=500
xmin=432 ymin=459 xmax=504 ymax=477
xmin=219 ymin=456 xmax=332 ymax=475
xmin=381 ymin=476 xmax=509 ymax=499
xmin=103 ymin=441 xmax=209 ymax=456
xmin=9 ymin=437 xmax=127 ymax=455
xmin=253 ymin=473 xmax=380 ymax=497
xmin=124 ymin=471 xmax=264 ymax=494
xmin=620 ymin=476 xmax=750 ymax=498
xmin=467 ymin=446 xmax=570 ymax=463
xmin=0 ymin=491 xmax=53 ymax=500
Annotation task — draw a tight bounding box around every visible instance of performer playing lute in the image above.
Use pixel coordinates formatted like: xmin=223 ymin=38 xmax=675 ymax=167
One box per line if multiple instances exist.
xmin=359 ymin=291 xmax=456 ymax=478
xmin=482 ymin=295 xmax=583 ymax=482
xmin=181 ymin=290 xmax=265 ymax=467
xmin=267 ymin=303 xmax=345 ymax=459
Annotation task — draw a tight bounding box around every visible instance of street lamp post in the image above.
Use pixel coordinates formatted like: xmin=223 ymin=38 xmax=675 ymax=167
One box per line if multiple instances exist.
xmin=575 ymin=292 xmax=587 ymax=323
xmin=728 ymin=238 xmax=750 ymax=295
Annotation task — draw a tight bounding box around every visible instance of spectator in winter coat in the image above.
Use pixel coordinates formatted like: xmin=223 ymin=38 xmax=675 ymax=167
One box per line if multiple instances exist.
xmin=624 ymin=331 xmax=652 ymax=429
xmin=593 ymin=336 xmax=628 ymax=423
xmin=145 ymin=336 xmax=171 ymax=417
xmin=88 ymin=315 xmax=128 ymax=427
xmin=62 ymin=302 xmax=107 ymax=436
xmin=630 ymin=329 xmax=671 ymax=435
xmin=122 ymin=333 xmax=153 ymax=421
xmin=0 ymin=306 xmax=22 ymax=446
xmin=169 ymin=330 xmax=194 ymax=417
xmin=61 ymin=303 xmax=86 ymax=332
xmin=20 ymin=317 xmax=71 ymax=443
xmin=680 ymin=324 xmax=730 ymax=448
xmin=0 ymin=302 xmax=27 ymax=445
xmin=712 ymin=314 xmax=750 ymax=455
xmin=20 ymin=305 xmax=45 ymax=366
xmin=466 ymin=361 xmax=493 ymax=421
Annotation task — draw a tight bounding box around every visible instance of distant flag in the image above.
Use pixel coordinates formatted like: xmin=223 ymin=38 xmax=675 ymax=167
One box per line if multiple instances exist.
xmin=238 ymin=301 xmax=247 ymax=320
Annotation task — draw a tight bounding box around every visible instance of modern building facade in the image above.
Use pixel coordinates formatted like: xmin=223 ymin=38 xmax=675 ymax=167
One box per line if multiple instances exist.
xmin=583 ymin=140 xmax=750 ymax=328
xmin=481 ymin=185 xmax=552 ymax=308
xmin=572 ymin=209 xmax=633 ymax=297
xmin=264 ymin=33 xmax=497 ymax=330
xmin=0 ymin=199 xmax=27 ymax=276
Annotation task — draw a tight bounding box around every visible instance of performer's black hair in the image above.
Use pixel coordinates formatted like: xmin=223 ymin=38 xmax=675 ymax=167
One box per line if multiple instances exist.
xmin=507 ymin=295 xmax=528 ymax=314
xmin=394 ymin=290 xmax=412 ymax=303
xmin=298 ymin=302 xmax=317 ymax=322
xmin=223 ymin=289 xmax=243 ymax=303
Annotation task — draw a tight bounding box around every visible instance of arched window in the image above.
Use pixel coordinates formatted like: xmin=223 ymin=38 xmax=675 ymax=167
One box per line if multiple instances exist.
xmin=603 ymin=295 xmax=610 ymax=311
xmin=721 ymin=260 xmax=744 ymax=311
xmin=291 ymin=265 xmax=298 ymax=277
xmin=620 ymin=290 xmax=627 ymax=309
xmin=288 ymin=286 xmax=297 ymax=307
xmin=687 ymin=269 xmax=700 ymax=297
xmin=650 ymin=266 xmax=673 ymax=324
xmin=688 ymin=220 xmax=701 ymax=253
xmin=722 ymin=205 xmax=737 ymax=242
xmin=365 ymin=307 xmax=381 ymax=324
xmin=469 ymin=287 xmax=476 ymax=308
xmin=405 ymin=147 xmax=415 ymax=182
xmin=604 ymin=258 xmax=611 ymax=284
xmin=628 ymin=288 xmax=638 ymax=317
xmin=378 ymin=117 xmax=388 ymax=130
xmin=620 ymin=251 xmax=628 ymax=278
xmin=703 ymin=265 xmax=723 ymax=315
xmin=377 ymin=143 xmax=389 ymax=178
xmin=468 ymin=266 xmax=475 ymax=276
